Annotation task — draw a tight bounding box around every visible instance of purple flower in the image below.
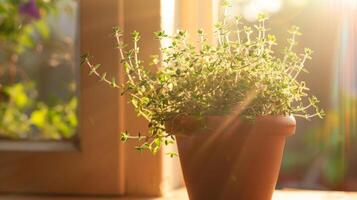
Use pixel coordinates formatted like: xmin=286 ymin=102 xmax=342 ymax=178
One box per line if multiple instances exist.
xmin=19 ymin=0 xmax=41 ymax=20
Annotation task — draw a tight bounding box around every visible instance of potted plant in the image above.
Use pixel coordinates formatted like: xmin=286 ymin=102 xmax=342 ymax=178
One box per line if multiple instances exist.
xmin=82 ymin=4 xmax=324 ymax=200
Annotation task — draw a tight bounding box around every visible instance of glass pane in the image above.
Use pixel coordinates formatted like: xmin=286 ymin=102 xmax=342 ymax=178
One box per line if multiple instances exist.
xmin=0 ymin=0 xmax=79 ymax=141
xmin=226 ymin=0 xmax=357 ymax=191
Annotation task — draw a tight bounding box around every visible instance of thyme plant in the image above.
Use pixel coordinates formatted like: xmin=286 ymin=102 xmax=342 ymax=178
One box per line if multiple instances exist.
xmin=82 ymin=10 xmax=324 ymax=155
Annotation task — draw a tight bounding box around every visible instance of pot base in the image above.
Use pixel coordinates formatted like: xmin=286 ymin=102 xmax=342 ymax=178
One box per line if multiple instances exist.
xmin=173 ymin=115 xmax=296 ymax=200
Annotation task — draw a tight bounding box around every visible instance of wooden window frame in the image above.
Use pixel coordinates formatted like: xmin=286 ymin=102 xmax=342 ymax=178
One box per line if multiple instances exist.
xmin=0 ymin=0 xmax=216 ymax=197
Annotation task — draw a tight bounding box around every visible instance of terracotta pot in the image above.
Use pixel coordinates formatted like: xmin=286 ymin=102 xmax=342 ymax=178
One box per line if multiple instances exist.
xmin=167 ymin=115 xmax=296 ymax=200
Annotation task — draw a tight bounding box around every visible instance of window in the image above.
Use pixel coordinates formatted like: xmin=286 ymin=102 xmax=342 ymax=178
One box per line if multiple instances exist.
xmin=0 ymin=0 xmax=125 ymax=195
xmin=0 ymin=0 xmax=186 ymax=196
xmin=0 ymin=1 xmax=79 ymax=141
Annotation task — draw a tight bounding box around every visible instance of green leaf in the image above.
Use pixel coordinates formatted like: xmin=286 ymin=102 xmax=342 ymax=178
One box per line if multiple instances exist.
xmin=100 ymin=73 xmax=107 ymax=81
xmin=89 ymin=64 xmax=101 ymax=75
xmin=166 ymin=152 xmax=178 ymax=158
xmin=30 ymin=107 xmax=48 ymax=128
xmin=4 ymin=83 xmax=29 ymax=109
xmin=120 ymin=131 xmax=129 ymax=142
xmin=35 ymin=20 xmax=49 ymax=39
xmin=111 ymin=78 xmax=119 ymax=88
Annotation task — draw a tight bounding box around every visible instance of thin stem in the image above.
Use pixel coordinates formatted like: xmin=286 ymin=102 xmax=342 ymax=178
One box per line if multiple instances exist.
xmin=293 ymin=113 xmax=320 ymax=119
xmin=292 ymin=54 xmax=308 ymax=79
xmin=115 ymin=33 xmax=125 ymax=60
xmin=283 ymin=33 xmax=296 ymax=64
xmin=133 ymin=40 xmax=142 ymax=80
xmin=293 ymin=103 xmax=313 ymax=112
xmin=85 ymin=59 xmax=119 ymax=87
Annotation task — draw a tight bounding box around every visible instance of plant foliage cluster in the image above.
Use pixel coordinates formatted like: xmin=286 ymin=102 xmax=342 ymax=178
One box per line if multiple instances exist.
xmin=0 ymin=83 xmax=77 ymax=139
xmin=83 ymin=4 xmax=324 ymax=154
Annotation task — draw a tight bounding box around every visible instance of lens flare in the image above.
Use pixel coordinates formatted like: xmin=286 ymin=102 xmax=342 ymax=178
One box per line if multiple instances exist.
xmin=327 ymin=0 xmax=357 ymax=153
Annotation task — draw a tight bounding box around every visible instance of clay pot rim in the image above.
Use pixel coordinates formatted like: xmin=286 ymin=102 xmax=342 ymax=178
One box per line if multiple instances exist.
xmin=166 ymin=114 xmax=297 ymax=137
xmin=206 ymin=114 xmax=295 ymax=123
xmin=167 ymin=114 xmax=296 ymax=125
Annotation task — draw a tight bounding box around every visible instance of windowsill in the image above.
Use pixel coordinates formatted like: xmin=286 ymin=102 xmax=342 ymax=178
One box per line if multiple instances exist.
xmin=1 ymin=189 xmax=357 ymax=200
xmin=0 ymin=140 xmax=79 ymax=152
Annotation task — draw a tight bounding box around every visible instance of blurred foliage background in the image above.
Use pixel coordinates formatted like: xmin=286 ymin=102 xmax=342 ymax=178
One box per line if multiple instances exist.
xmin=0 ymin=0 xmax=78 ymax=140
